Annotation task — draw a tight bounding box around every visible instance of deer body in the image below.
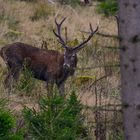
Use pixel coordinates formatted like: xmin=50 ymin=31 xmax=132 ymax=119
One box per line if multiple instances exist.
xmin=0 ymin=18 xmax=98 ymax=96
xmin=0 ymin=42 xmax=77 ymax=95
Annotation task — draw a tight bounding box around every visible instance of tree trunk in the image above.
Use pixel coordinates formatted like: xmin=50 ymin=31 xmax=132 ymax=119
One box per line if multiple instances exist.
xmin=118 ymin=1 xmax=140 ymax=140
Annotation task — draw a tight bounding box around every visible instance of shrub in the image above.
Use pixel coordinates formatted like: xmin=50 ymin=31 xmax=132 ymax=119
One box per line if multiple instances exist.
xmin=0 ymin=110 xmax=15 ymax=137
xmin=30 ymin=2 xmax=54 ymax=21
xmin=7 ymin=16 xmax=19 ymax=30
xmin=0 ymin=13 xmax=19 ymax=30
xmin=23 ymin=90 xmax=88 ymax=140
xmin=97 ymin=0 xmax=118 ymax=16
xmin=0 ymin=99 xmax=24 ymax=140
xmin=4 ymin=30 xmax=21 ymax=41
xmin=0 ymin=13 xmax=20 ymax=40
xmin=0 ymin=134 xmax=24 ymax=140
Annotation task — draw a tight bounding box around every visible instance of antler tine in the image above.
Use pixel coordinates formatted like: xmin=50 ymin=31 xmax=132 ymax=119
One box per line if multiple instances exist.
xmin=55 ymin=17 xmax=66 ymax=27
xmin=90 ymin=23 xmax=99 ymax=35
xmin=53 ymin=17 xmax=68 ymax=49
xmin=54 ymin=17 xmax=66 ymax=36
xmin=72 ymin=24 xmax=98 ymax=52
xmin=89 ymin=23 xmax=93 ymax=32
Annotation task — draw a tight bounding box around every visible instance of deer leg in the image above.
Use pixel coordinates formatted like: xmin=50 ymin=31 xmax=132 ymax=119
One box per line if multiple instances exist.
xmin=12 ymin=66 xmax=21 ymax=82
xmin=46 ymin=80 xmax=54 ymax=99
xmin=4 ymin=70 xmax=13 ymax=89
xmin=4 ymin=60 xmax=22 ymax=90
xmin=4 ymin=66 xmax=21 ymax=89
xmin=57 ymin=82 xmax=65 ymax=97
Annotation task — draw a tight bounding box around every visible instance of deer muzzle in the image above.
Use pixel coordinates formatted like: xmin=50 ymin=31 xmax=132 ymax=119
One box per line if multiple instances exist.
xmin=63 ymin=63 xmax=70 ymax=69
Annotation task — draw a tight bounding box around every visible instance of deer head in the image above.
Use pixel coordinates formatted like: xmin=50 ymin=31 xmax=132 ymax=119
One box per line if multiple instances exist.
xmin=53 ymin=17 xmax=98 ymax=70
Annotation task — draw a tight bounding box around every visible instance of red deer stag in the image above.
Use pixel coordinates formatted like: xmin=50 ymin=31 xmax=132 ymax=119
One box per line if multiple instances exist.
xmin=0 ymin=18 xmax=98 ymax=96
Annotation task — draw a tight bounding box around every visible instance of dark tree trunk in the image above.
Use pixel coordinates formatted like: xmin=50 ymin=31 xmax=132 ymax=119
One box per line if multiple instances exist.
xmin=118 ymin=0 xmax=140 ymax=140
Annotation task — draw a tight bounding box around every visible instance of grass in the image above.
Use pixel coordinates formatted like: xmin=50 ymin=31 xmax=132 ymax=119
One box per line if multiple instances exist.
xmin=30 ymin=1 xmax=54 ymax=21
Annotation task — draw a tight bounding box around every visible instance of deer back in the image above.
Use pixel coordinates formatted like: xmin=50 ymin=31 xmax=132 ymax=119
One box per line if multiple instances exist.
xmin=0 ymin=42 xmax=68 ymax=82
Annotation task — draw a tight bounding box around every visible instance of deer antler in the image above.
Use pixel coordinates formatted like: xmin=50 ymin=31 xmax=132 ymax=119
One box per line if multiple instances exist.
xmin=72 ymin=24 xmax=98 ymax=52
xmin=53 ymin=17 xmax=69 ymax=49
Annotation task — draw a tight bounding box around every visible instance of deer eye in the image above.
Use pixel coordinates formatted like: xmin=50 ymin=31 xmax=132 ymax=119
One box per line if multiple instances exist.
xmin=72 ymin=54 xmax=75 ymax=58
xmin=71 ymin=55 xmax=75 ymax=60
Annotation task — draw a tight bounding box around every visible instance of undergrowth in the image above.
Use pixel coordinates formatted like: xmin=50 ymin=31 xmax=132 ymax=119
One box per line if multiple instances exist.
xmin=16 ymin=63 xmax=36 ymax=94
xmin=97 ymin=0 xmax=118 ymax=16
xmin=23 ymin=90 xmax=89 ymax=140
xmin=0 ymin=99 xmax=24 ymax=140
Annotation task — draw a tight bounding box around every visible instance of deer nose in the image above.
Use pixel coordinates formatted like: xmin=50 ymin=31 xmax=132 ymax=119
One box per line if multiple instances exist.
xmin=63 ymin=64 xmax=70 ymax=69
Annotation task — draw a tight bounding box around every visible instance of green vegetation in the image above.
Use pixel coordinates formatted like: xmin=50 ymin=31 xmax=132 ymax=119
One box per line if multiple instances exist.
xmin=0 ymin=99 xmax=24 ymax=140
xmin=23 ymin=90 xmax=88 ymax=140
xmin=97 ymin=0 xmax=118 ymax=16
xmin=0 ymin=11 xmax=19 ymax=30
xmin=30 ymin=2 xmax=54 ymax=21
xmin=16 ymin=63 xmax=36 ymax=93
xmin=109 ymin=132 xmax=124 ymax=140
xmin=5 ymin=30 xmax=21 ymax=41
xmin=7 ymin=16 xmax=19 ymax=30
